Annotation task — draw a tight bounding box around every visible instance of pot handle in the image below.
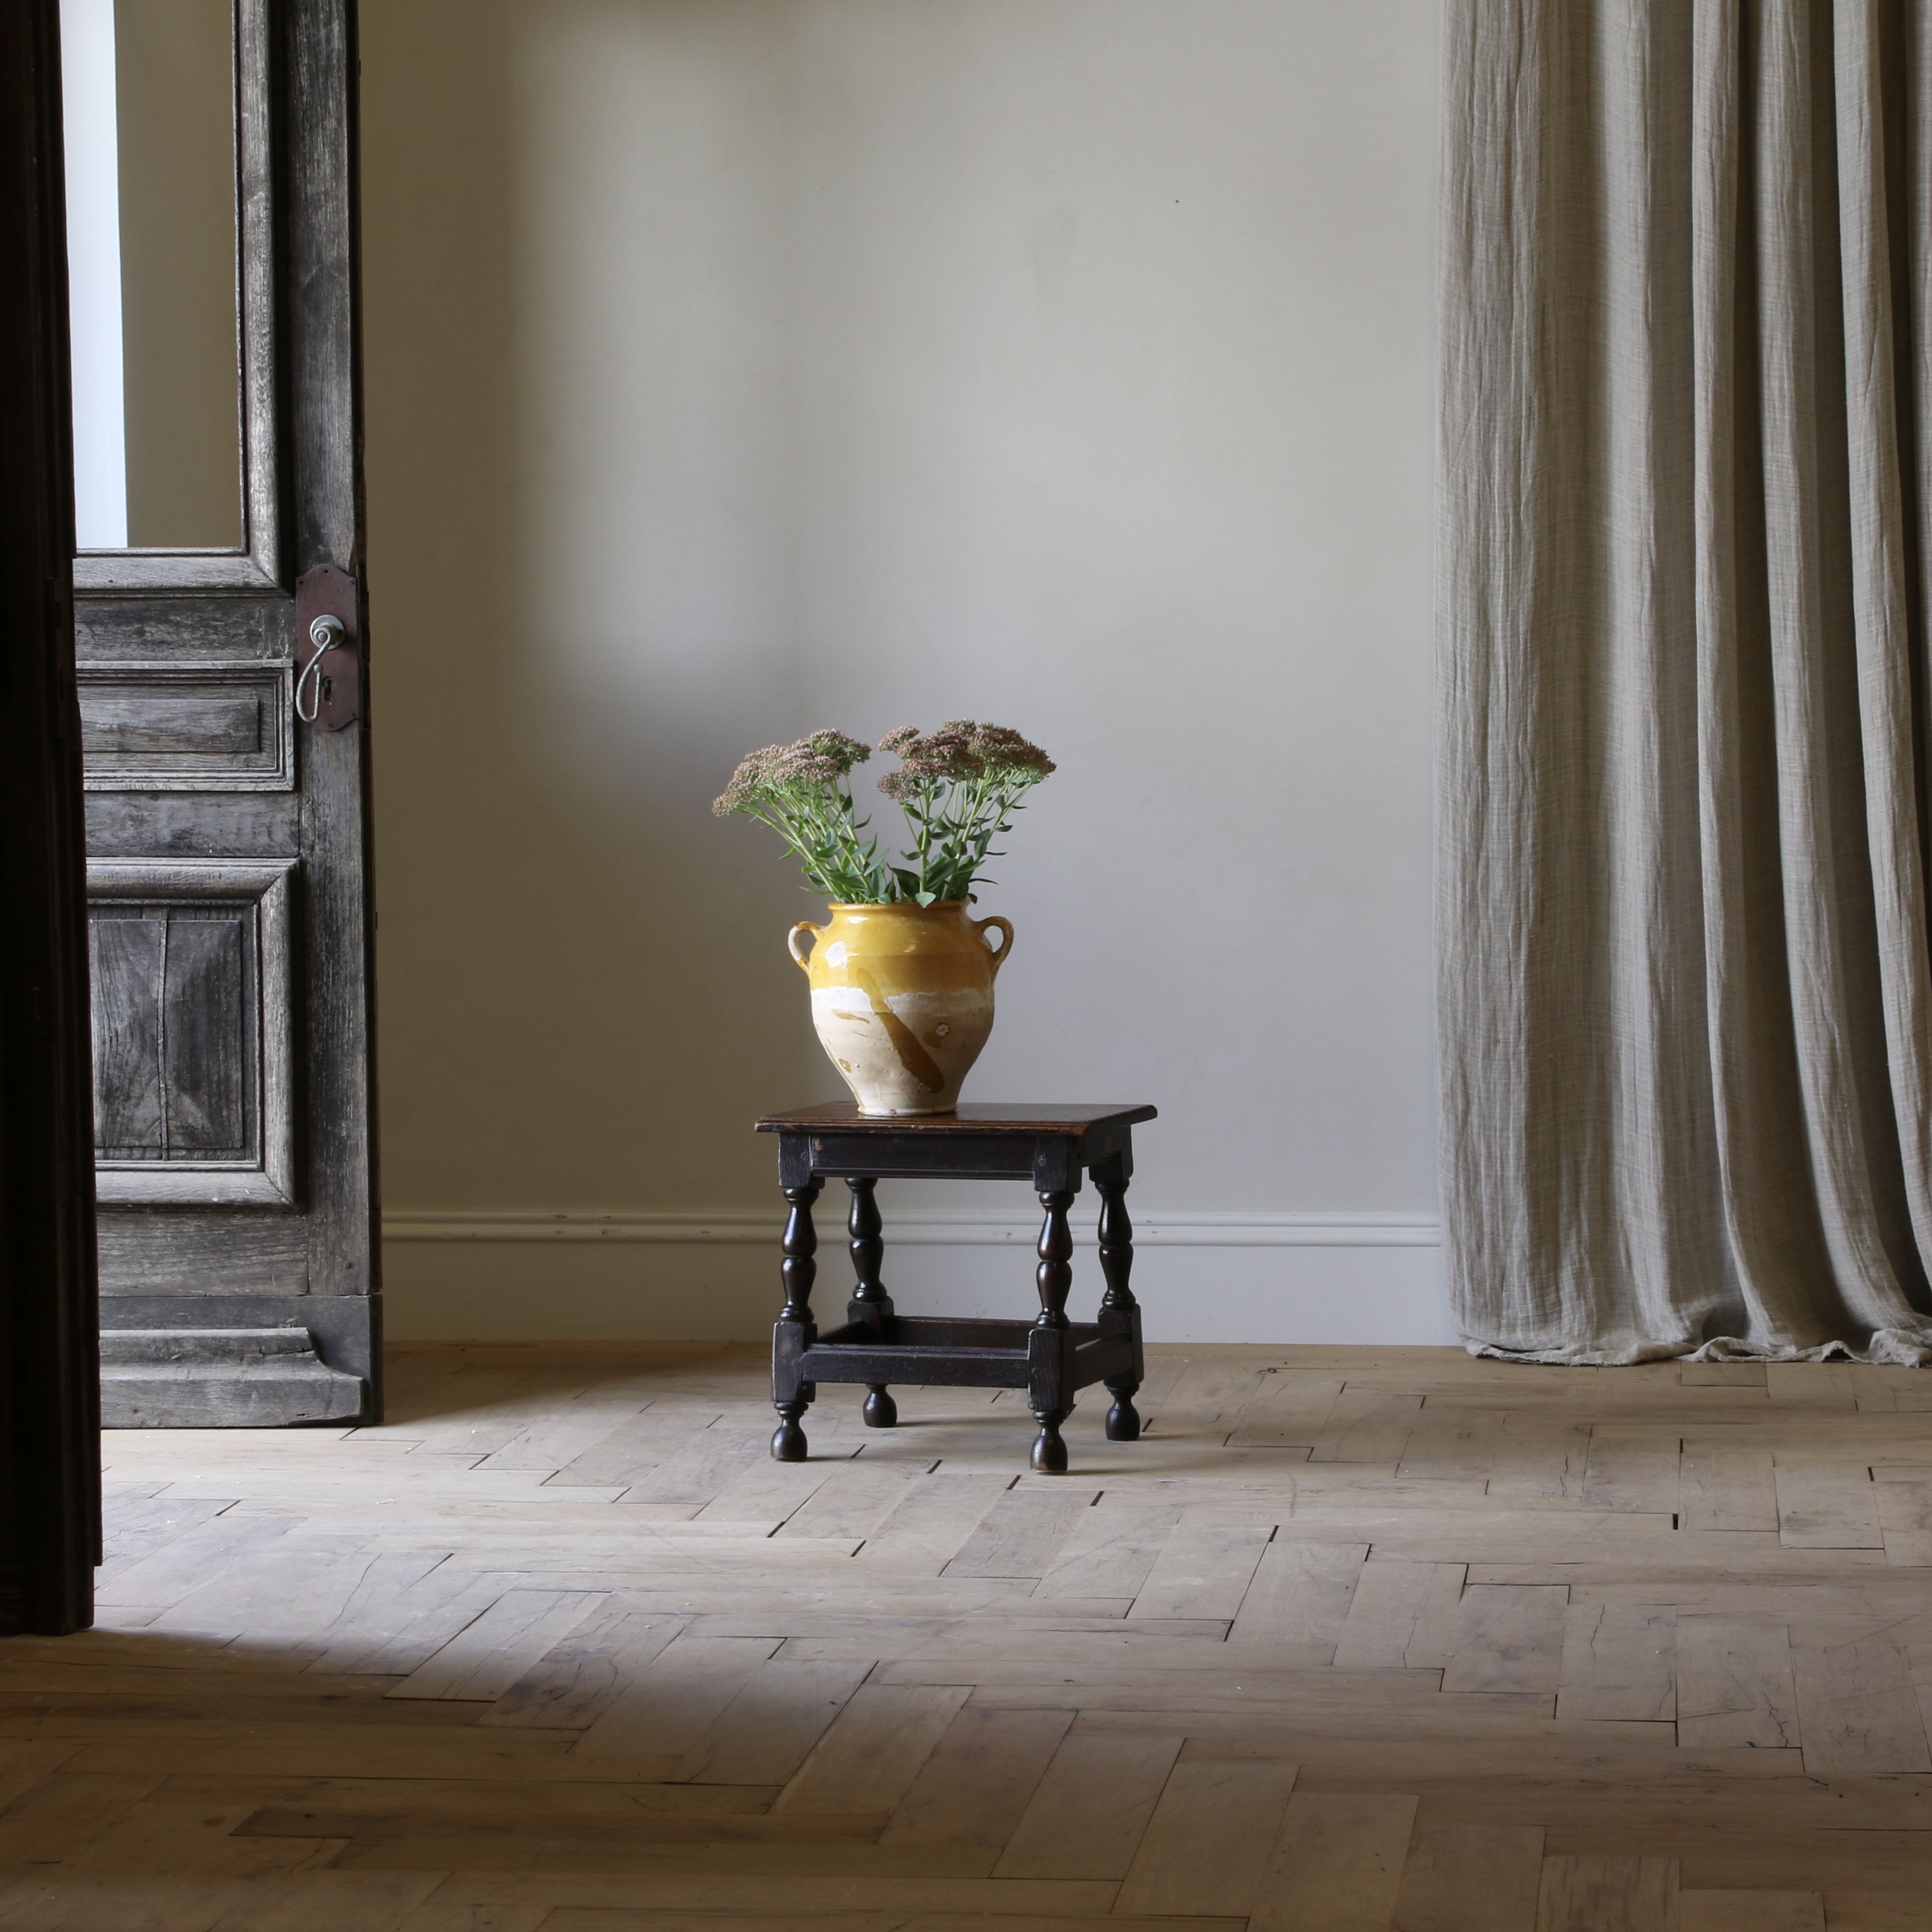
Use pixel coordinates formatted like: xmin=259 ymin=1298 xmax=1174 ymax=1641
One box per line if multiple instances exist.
xmin=787 ymin=923 xmax=824 ymax=975
xmin=975 ymin=915 xmax=1015 ymax=978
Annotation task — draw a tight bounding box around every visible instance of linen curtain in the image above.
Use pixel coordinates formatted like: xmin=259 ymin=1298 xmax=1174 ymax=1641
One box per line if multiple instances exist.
xmin=1440 ymin=0 xmax=1932 ymax=1361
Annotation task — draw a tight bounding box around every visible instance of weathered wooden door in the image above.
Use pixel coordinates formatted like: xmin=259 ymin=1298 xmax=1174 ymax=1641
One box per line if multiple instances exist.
xmin=65 ymin=0 xmax=378 ymax=1424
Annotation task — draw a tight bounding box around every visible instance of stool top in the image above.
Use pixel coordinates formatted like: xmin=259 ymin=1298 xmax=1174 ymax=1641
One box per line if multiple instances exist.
xmin=756 ymin=1102 xmax=1156 ymax=1136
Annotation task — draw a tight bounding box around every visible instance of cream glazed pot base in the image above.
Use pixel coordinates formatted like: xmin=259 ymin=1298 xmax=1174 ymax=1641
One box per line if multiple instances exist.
xmin=788 ymin=900 xmax=1012 ymax=1115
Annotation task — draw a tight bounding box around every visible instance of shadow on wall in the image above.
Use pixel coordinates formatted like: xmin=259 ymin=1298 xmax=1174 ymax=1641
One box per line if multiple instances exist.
xmin=364 ymin=0 xmax=834 ymax=1237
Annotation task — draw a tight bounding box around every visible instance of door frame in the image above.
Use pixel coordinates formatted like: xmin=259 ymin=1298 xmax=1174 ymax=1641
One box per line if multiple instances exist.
xmin=0 ymin=0 xmax=104 ymax=1637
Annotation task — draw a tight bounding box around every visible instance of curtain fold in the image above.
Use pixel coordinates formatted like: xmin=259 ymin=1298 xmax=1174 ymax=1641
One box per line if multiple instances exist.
xmin=1439 ymin=0 xmax=1932 ymax=1361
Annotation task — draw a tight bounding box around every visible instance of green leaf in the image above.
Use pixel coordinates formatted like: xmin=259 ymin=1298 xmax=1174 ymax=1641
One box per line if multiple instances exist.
xmin=914 ymin=889 xmax=938 ymax=907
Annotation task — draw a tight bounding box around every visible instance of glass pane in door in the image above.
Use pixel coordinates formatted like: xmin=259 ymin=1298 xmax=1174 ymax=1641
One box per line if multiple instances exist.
xmin=61 ymin=0 xmax=243 ymax=551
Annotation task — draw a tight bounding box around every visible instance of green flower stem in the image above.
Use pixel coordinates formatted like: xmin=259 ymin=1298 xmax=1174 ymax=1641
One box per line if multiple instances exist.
xmin=714 ymin=721 xmax=1052 ymax=906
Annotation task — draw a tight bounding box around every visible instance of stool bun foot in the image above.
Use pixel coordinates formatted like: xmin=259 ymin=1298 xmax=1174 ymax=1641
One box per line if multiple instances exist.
xmin=862 ymin=1385 xmax=897 ymax=1428
xmin=1030 ymin=1410 xmax=1069 ymax=1474
xmin=1105 ymin=1392 xmax=1141 ymax=1441
xmin=771 ymin=1407 xmax=809 ymax=1461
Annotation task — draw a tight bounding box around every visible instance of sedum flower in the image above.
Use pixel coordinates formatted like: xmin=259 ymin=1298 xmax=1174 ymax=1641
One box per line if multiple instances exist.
xmin=715 ymin=719 xmax=1054 ymax=905
xmin=877 ymin=721 xmax=1054 ymax=798
xmin=713 ymin=730 xmax=871 ymax=816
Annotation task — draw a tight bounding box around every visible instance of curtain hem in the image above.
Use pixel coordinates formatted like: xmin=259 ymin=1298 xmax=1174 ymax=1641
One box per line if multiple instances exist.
xmin=1460 ymin=1330 xmax=1932 ymax=1367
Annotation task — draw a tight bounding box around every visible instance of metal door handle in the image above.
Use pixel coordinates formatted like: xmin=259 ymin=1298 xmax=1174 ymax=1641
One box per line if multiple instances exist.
xmin=296 ymin=614 xmax=345 ymax=722
xmin=293 ymin=563 xmax=362 ymax=730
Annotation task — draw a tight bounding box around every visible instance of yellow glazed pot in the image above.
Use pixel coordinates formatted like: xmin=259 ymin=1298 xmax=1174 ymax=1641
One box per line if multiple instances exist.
xmin=788 ymin=901 xmax=1013 ymax=1116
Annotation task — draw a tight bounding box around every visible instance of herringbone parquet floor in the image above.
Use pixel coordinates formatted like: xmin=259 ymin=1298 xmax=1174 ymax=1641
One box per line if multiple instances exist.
xmin=7 ymin=1341 xmax=1932 ymax=1929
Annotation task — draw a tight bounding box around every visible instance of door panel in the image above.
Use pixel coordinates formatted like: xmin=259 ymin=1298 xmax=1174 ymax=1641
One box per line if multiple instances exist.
xmin=91 ymin=910 xmax=250 ymax=1160
xmin=66 ymin=0 xmax=377 ymax=1423
xmin=96 ymin=1217 xmax=308 ymax=1295
xmin=88 ymin=859 xmax=294 ymax=1205
xmin=78 ymin=660 xmax=296 ymax=789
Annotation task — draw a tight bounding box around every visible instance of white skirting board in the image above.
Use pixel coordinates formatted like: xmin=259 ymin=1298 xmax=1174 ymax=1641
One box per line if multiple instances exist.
xmin=381 ymin=1206 xmax=1454 ymax=1345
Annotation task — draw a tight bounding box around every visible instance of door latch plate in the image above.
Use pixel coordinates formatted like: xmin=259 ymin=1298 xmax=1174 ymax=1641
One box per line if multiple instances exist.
xmin=293 ymin=564 xmax=361 ymax=732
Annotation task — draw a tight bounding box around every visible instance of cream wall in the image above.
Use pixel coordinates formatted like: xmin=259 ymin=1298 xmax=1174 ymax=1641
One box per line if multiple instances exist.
xmin=361 ymin=0 xmax=1449 ymax=1343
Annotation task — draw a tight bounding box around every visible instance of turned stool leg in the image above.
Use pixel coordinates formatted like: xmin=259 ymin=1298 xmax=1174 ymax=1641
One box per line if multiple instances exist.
xmin=771 ymin=1178 xmax=822 ymax=1461
xmin=1028 ymin=1187 xmax=1076 ymax=1473
xmin=1095 ymin=1162 xmax=1143 ymax=1441
xmin=845 ymin=1177 xmax=897 ymax=1428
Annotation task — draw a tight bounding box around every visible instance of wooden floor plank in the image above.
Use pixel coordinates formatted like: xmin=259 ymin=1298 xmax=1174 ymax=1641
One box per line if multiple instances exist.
xmin=1310 ymin=1390 xmax=1424 ymax=1465
xmin=1539 ymin=1827 xmax=1932 ymax=1894
xmin=1556 ymin=1602 xmax=1675 ymax=1722
xmin=217 ymin=1873 xmax=444 ymax=1931
xmin=940 ymin=1490 xmax=1096 ymax=1580
xmin=1227 ymin=1372 xmax=1344 ymax=1447
xmin=619 ymin=1426 xmax=776 ymax=1509
xmin=570 ymin=1634 xmax=781 ymax=1762
xmin=1787 ymin=1620 xmax=1932 ymax=1777
xmin=1675 ymin=1614 xmax=1800 ymax=1752
xmin=395 ymin=1906 xmax=552 ymax=1932
xmin=420 ymin=1873 xmax=1122 ymax=1914
xmin=1332 ymin=1561 xmax=1466 ymax=1671
xmin=773 ymin=1683 xmax=971 ymax=1815
xmin=849 ymin=1474 xmax=1017 ymax=1574
xmin=1535 ymin=1855 xmax=1677 ymax=1932
xmin=989 ymin=1731 xmax=1182 ymax=1880
xmin=770 ymin=1461 xmax=927 ymax=1540
xmin=1143 ymin=1356 xmax=1275 ymax=1439
xmin=1677 ymin=1891 xmax=1823 ymax=1931
xmin=329 ymin=1838 xmax=996 ymax=1877
xmin=1581 ymin=1430 xmax=1681 ymax=1517
xmin=526 ymin=1914 xmax=893 ymax=1932
xmin=690 ymin=1454 xmax=843 ymax=1528
xmin=61 ymin=1791 xmax=333 ymax=1879
xmin=1438 ymin=1585 xmax=1567 ymax=1695
xmin=543 ymin=1407 xmax=726 ymax=1490
xmin=1392 ymin=1822 xmax=1545 ymax=1932
xmin=1774 ymin=1457 xmax=1884 ymax=1550
xmin=1127 ymin=1520 xmax=1272 ymax=1621
xmin=1230 ymin=1539 xmax=1367 ymax=1647
xmin=671 ymin=1656 xmax=874 ymax=1784
xmin=1680 ymin=1363 xmax=1767 ymax=1389
xmin=388 ymin=1589 xmax=609 ymax=1702
xmin=96 ymin=1495 xmax=249 ymax=1585
xmin=474 ymin=1395 xmax=651 ymax=1473
xmin=1764 ymin=1365 xmax=1859 ymax=1412
xmin=1034 ymin=1505 xmax=1178 ymax=1600
xmin=308 ymin=1560 xmax=545 ymax=1679
xmin=92 ymin=1516 xmax=300 ymax=1616
xmin=1400 ymin=1407 xmax=1505 ymax=1482
xmin=480 ymin=1606 xmax=687 ymax=1730
xmin=877 ymin=1705 xmax=1072 ymax=1848
xmin=1484 ymin=1416 xmax=1591 ymax=1505
xmin=1114 ymin=1755 xmax=1300 ymax=1915
xmin=1818 ymin=1898 xmax=1932 ymax=1930
xmin=0 ymin=1770 xmax=168 ymax=1868
xmin=1680 ymin=1444 xmax=1779 ymax=1533
xmin=1871 ymin=1473 xmax=1932 ymax=1567
xmin=1251 ymin=1791 xmax=1419 ymax=1932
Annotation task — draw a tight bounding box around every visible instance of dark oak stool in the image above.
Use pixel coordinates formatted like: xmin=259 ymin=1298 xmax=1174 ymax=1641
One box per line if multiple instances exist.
xmin=755 ymin=1102 xmax=1157 ymax=1473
